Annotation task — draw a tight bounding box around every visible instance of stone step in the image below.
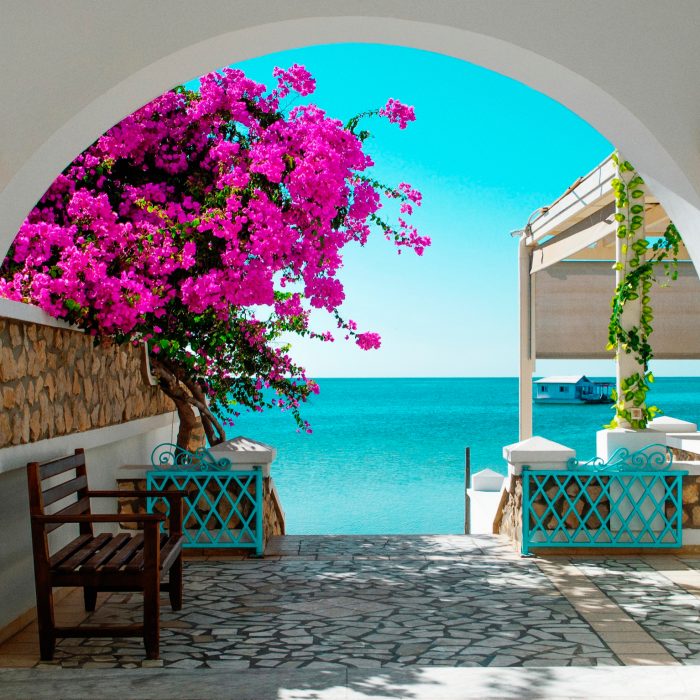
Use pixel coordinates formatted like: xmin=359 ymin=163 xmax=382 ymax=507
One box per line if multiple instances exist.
xmin=2 ymin=664 xmax=700 ymax=699
xmin=265 ymin=533 xmax=516 ymax=559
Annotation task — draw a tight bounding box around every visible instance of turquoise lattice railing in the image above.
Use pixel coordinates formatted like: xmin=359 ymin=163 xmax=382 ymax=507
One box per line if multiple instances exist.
xmin=146 ymin=443 xmax=264 ymax=555
xmin=521 ymin=445 xmax=687 ymax=556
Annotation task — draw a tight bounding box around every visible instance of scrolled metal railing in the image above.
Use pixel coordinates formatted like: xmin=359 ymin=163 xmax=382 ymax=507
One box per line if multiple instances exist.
xmin=150 ymin=442 xmax=233 ymax=472
xmin=566 ymin=444 xmax=673 ymax=473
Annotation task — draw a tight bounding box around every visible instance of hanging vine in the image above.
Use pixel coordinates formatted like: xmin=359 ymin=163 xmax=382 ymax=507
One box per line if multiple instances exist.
xmin=607 ymin=153 xmax=681 ymax=429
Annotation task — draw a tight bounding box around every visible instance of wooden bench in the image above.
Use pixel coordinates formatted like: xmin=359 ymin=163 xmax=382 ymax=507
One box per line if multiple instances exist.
xmin=27 ymin=448 xmax=185 ymax=660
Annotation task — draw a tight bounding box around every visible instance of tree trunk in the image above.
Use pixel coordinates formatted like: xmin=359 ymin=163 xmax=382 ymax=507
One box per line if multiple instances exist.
xmin=173 ymin=397 xmax=199 ymax=450
xmin=149 ymin=355 xmax=225 ymax=450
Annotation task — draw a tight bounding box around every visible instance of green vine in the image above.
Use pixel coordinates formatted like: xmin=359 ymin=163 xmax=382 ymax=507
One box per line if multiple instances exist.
xmin=606 ymin=153 xmax=681 ymax=429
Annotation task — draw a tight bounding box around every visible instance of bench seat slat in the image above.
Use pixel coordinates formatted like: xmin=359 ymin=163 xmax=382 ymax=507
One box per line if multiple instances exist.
xmin=101 ymin=533 xmax=144 ymax=571
xmin=56 ymin=532 xmax=111 ymax=572
xmin=43 ymin=475 xmax=88 ymax=507
xmin=160 ymin=536 xmax=185 ymax=572
xmin=81 ymin=533 xmax=132 ymax=571
xmin=125 ymin=534 xmax=168 ymax=572
xmin=49 ymin=534 xmax=92 ymax=568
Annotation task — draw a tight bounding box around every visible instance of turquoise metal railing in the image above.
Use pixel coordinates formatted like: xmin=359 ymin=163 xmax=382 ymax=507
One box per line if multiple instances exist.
xmin=146 ymin=443 xmax=264 ymax=555
xmin=521 ymin=445 xmax=687 ymax=556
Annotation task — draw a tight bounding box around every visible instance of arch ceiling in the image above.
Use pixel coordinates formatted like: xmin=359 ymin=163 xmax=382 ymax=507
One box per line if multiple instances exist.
xmin=3 ymin=1 xmax=700 ymax=267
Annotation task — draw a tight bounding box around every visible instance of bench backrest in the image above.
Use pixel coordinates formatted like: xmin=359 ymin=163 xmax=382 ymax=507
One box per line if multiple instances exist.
xmin=27 ymin=449 xmax=93 ymax=556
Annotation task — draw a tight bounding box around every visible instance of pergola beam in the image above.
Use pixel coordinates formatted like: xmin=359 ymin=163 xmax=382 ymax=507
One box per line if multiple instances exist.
xmin=526 ymin=156 xmax=616 ymax=244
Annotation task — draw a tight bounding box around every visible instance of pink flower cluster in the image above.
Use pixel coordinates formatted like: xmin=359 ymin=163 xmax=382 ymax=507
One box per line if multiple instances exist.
xmin=0 ymin=65 xmax=427 ymax=424
xmin=379 ymin=99 xmax=416 ymax=130
xmin=355 ymin=332 xmax=381 ymax=350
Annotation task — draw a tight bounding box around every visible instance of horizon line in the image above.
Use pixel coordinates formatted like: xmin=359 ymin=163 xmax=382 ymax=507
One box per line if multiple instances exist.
xmin=305 ymin=375 xmax=700 ymax=380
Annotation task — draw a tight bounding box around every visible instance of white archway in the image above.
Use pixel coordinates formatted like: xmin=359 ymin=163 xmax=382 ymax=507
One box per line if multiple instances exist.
xmin=3 ymin=6 xmax=700 ymax=268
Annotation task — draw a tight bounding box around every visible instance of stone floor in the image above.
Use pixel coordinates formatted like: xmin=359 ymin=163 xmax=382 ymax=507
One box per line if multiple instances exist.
xmin=3 ymin=535 xmax=700 ymax=672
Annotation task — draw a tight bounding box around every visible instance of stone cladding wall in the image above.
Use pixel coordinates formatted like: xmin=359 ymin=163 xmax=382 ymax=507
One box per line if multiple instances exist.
xmin=0 ymin=317 xmax=173 ymax=447
xmin=670 ymin=447 xmax=700 ymax=528
xmin=495 ymin=476 xmax=522 ymax=549
xmin=264 ymin=480 xmax=286 ymax=538
xmin=116 ymin=474 xmax=285 ymax=548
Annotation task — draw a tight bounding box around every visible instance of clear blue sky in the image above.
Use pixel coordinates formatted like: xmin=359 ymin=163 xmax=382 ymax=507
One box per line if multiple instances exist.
xmin=221 ymin=43 xmax=694 ymax=378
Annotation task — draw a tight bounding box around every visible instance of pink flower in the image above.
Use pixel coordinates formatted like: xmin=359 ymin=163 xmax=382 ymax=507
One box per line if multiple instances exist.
xmin=356 ymin=332 xmax=381 ymax=350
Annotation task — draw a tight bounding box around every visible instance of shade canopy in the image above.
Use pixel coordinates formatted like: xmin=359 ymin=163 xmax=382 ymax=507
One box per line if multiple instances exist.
xmin=525 ymin=155 xmax=700 ymax=361
xmin=517 ymin=155 xmax=700 ymax=439
xmin=535 ymin=260 xmax=700 ymax=359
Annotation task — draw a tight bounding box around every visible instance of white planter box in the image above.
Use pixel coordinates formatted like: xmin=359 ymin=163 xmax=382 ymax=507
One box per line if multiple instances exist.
xmin=503 ymin=435 xmax=575 ymax=476
xmin=596 ymin=429 xmax=666 ymax=462
xmin=209 ymin=435 xmax=276 ymax=478
xmin=471 ymin=468 xmax=505 ymax=492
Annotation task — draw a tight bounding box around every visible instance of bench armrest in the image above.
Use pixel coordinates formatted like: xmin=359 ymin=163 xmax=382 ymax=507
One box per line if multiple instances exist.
xmin=33 ymin=513 xmax=165 ymax=524
xmin=88 ymin=489 xmax=185 ymax=537
xmin=87 ymin=490 xmax=187 ymax=499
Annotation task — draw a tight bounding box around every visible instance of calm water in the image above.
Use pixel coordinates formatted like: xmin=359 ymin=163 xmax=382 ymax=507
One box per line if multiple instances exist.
xmin=226 ymin=377 xmax=700 ymax=534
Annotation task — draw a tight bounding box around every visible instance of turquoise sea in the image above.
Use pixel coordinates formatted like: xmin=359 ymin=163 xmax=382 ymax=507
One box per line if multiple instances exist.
xmin=226 ymin=378 xmax=700 ymax=535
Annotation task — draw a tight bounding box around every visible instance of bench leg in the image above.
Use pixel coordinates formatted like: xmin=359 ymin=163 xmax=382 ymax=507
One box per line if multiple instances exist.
xmin=36 ymin=584 xmax=56 ymax=661
xmin=143 ymin=521 xmax=160 ymax=659
xmin=83 ymin=586 xmax=97 ymax=612
xmin=168 ymin=555 xmax=183 ymax=611
xmin=143 ymin=575 xmax=160 ymax=659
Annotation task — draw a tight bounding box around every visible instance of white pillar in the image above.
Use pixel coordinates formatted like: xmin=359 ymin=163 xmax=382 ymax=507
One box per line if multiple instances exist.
xmin=519 ymin=236 xmax=535 ymax=440
xmin=503 ymin=435 xmax=575 ymax=476
xmin=614 ymin=157 xmax=647 ymax=428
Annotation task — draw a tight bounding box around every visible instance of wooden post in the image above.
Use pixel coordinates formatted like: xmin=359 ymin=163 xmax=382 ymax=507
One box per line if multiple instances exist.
xmin=519 ymin=236 xmax=535 ymax=440
xmin=464 ymin=447 xmax=471 ymax=534
xmin=143 ymin=519 xmax=161 ymax=659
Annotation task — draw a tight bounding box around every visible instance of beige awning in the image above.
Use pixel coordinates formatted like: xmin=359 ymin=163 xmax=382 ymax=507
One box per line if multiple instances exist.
xmin=535 ymin=260 xmax=700 ymax=359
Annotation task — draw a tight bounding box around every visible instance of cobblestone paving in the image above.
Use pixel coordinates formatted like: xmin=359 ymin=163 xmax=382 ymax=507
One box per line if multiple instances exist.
xmin=44 ymin=536 xmax=621 ymax=669
xmin=575 ymin=558 xmax=700 ymax=663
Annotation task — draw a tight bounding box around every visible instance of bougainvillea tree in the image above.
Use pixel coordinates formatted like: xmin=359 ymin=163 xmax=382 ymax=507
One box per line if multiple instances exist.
xmin=0 ymin=66 xmax=428 ymax=448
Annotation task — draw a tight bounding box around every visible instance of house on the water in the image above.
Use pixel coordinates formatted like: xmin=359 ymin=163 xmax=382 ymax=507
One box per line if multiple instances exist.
xmin=534 ymin=375 xmax=613 ymax=404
